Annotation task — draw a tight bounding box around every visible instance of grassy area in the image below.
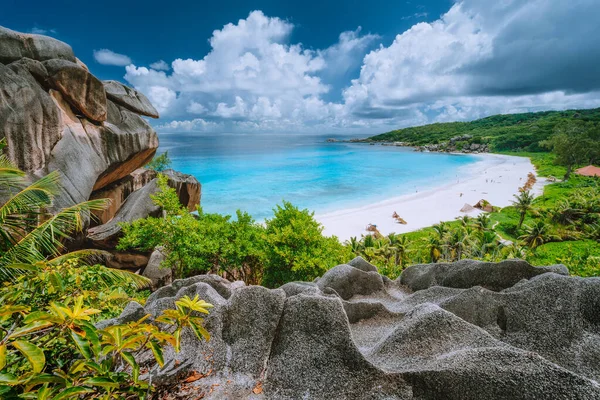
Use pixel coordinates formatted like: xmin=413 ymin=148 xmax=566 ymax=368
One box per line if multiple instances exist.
xmin=527 ymin=240 xmax=600 ymax=277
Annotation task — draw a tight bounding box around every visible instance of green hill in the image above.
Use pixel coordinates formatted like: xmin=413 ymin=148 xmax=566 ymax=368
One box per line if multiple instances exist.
xmin=367 ymin=108 xmax=600 ymax=152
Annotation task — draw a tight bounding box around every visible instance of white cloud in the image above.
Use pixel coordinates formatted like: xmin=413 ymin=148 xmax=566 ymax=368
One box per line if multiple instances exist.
xmin=94 ymin=49 xmax=132 ymax=66
xmin=30 ymin=27 xmax=56 ymax=35
xmin=149 ymin=60 xmax=170 ymax=71
xmin=123 ymin=3 xmax=600 ymax=133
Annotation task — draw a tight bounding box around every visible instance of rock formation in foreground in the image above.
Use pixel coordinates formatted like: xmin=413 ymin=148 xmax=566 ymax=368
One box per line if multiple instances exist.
xmin=103 ymin=258 xmax=600 ymax=399
xmin=0 ymin=26 xmax=201 ymax=269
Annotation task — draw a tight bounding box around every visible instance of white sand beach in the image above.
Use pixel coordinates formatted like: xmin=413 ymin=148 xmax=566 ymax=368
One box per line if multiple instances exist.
xmin=317 ymin=153 xmax=547 ymax=241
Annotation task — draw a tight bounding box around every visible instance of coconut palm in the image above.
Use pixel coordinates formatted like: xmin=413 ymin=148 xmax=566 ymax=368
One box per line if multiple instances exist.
xmin=388 ymin=233 xmax=410 ymax=268
xmin=550 ymin=199 xmax=585 ymax=226
xmin=512 ymin=190 xmax=535 ymax=230
xmin=0 ymin=142 xmax=149 ymax=287
xmin=473 ymin=213 xmax=491 ymax=232
xmin=519 ymin=220 xmax=559 ymax=249
xmin=426 ymin=235 xmax=442 ymax=263
xmin=432 ymin=221 xmax=448 ymax=239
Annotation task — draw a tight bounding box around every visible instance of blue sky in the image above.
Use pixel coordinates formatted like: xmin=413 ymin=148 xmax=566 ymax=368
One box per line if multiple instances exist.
xmin=3 ymin=0 xmax=600 ymax=134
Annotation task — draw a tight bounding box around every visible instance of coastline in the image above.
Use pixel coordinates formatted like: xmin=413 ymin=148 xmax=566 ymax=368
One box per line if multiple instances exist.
xmin=316 ymin=153 xmax=547 ymax=241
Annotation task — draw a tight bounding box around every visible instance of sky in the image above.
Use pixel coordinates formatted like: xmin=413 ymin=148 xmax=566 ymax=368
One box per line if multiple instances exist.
xmin=3 ymin=0 xmax=600 ymax=134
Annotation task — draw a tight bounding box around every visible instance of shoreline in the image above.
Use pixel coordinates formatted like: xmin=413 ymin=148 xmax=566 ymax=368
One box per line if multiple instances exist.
xmin=316 ymin=153 xmax=547 ymax=241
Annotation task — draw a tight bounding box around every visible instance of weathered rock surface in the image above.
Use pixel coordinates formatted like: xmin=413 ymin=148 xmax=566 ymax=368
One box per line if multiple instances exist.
xmin=0 ymin=26 xmax=76 ymax=64
xmin=104 ymin=80 xmax=159 ymax=118
xmin=105 ymin=259 xmax=600 ymax=399
xmin=0 ymin=26 xmax=160 ymax=214
xmin=142 ymin=247 xmax=172 ymax=290
xmin=400 ymin=258 xmax=569 ymax=292
xmin=89 ymin=168 xmax=156 ymax=224
xmin=87 ymin=179 xmax=161 ymax=247
xmin=43 ymin=59 xmax=107 ymax=122
xmin=162 ymin=169 xmax=202 ymax=212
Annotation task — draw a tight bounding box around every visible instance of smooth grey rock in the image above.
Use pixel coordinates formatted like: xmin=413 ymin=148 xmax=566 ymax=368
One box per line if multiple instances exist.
xmin=143 ymin=247 xmax=172 ymax=290
xmin=0 ymin=26 xmax=76 ymax=64
xmin=279 ymin=281 xmax=322 ymax=297
xmin=317 ymin=264 xmax=385 ymax=300
xmin=348 ymin=256 xmax=378 ymax=272
xmin=399 ymin=258 xmax=568 ymax=292
xmin=103 ymin=80 xmax=159 ymax=118
xmin=43 ymin=59 xmax=107 ymax=122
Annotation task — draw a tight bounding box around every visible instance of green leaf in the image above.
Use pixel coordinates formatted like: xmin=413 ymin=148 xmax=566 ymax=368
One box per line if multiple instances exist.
xmin=70 ymin=331 xmax=92 ymax=360
xmin=7 ymin=320 xmax=53 ymax=340
xmin=147 ymin=340 xmax=164 ymax=368
xmin=121 ymin=351 xmax=139 ymax=382
xmin=51 ymin=387 xmax=95 ymax=400
xmin=82 ymin=376 xmax=120 ymax=389
xmin=79 ymin=322 xmax=101 ymax=356
xmin=11 ymin=340 xmax=45 ymax=373
xmin=24 ymin=373 xmax=64 ymax=386
xmin=189 ymin=319 xmax=211 ymax=342
xmin=0 ymin=372 xmax=20 ymax=385
xmin=0 ymin=344 xmax=6 ymax=371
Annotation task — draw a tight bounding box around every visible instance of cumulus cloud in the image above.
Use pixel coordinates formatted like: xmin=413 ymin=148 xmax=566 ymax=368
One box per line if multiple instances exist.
xmin=343 ymin=0 xmax=600 ymax=124
xmin=124 ymin=3 xmax=600 ymax=133
xmin=149 ymin=60 xmax=170 ymax=71
xmin=94 ymin=49 xmax=132 ymax=66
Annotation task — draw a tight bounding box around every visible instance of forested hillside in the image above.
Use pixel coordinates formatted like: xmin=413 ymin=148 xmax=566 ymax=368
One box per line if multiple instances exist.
xmin=368 ymin=108 xmax=600 ymax=151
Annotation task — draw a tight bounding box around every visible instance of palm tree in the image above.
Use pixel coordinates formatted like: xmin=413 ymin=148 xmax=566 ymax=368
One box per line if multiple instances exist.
xmin=473 ymin=213 xmax=491 ymax=232
xmin=346 ymin=236 xmax=362 ymax=253
xmin=426 ymin=235 xmax=442 ymax=263
xmin=519 ymin=220 xmax=559 ymax=249
xmin=0 ymin=142 xmax=149 ymax=287
xmin=512 ymin=190 xmax=535 ymax=230
xmin=388 ymin=233 xmax=410 ymax=268
xmin=432 ymin=221 xmax=448 ymax=239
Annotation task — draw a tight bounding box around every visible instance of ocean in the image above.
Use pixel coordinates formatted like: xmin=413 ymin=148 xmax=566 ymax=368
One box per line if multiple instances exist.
xmin=158 ymin=133 xmax=481 ymax=220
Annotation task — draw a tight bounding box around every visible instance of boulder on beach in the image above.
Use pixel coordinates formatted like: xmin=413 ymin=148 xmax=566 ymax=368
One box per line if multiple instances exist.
xmin=102 ymin=258 xmax=600 ymax=399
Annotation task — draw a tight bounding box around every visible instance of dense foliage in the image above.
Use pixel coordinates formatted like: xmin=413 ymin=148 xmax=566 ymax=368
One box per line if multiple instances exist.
xmin=118 ymin=178 xmax=350 ymax=287
xmin=368 ymin=108 xmax=600 ymax=152
xmin=0 ymin=146 xmax=212 ymax=398
xmin=146 ymin=151 xmax=172 ymax=172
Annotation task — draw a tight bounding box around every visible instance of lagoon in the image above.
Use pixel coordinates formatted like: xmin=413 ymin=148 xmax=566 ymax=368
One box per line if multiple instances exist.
xmin=158 ymin=132 xmax=481 ymax=221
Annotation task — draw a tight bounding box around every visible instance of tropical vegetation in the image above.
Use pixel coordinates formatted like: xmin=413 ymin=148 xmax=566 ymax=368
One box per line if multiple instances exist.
xmin=0 ymin=142 xmax=212 ymax=398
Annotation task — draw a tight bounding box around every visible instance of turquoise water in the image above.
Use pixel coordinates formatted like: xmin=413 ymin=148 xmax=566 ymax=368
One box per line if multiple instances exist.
xmin=158 ymin=133 xmax=480 ymax=220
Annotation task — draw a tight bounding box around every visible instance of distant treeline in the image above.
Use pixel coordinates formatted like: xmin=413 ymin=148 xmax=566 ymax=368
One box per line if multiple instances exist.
xmin=368 ymin=108 xmax=600 ymax=152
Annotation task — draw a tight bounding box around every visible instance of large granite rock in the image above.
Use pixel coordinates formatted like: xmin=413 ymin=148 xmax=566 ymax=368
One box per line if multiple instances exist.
xmin=43 ymin=59 xmax=107 ymax=122
xmin=103 ymin=259 xmax=600 ymax=399
xmin=0 ymin=26 xmax=160 ymax=215
xmin=400 ymin=258 xmax=569 ymax=292
xmin=87 ymin=179 xmax=161 ymax=248
xmin=0 ymin=26 xmax=76 ymax=64
xmin=89 ymin=168 xmax=157 ymax=224
xmin=162 ymin=169 xmax=201 ymax=212
xmin=103 ymin=80 xmax=159 ymax=118
xmin=0 ymin=62 xmax=61 ymax=172
xmin=142 ymin=247 xmax=172 ymax=290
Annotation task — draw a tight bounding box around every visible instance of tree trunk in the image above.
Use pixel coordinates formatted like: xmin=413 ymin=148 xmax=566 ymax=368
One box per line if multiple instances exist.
xmin=518 ymin=213 xmax=526 ymax=230
xmin=564 ymin=164 xmax=572 ymax=180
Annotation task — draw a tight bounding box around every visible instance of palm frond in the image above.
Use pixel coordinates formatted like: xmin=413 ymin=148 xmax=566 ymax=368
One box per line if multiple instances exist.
xmin=47 ymin=249 xmax=113 ymax=266
xmin=0 ymin=198 xmax=110 ymax=268
xmin=102 ymin=268 xmax=151 ymax=290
